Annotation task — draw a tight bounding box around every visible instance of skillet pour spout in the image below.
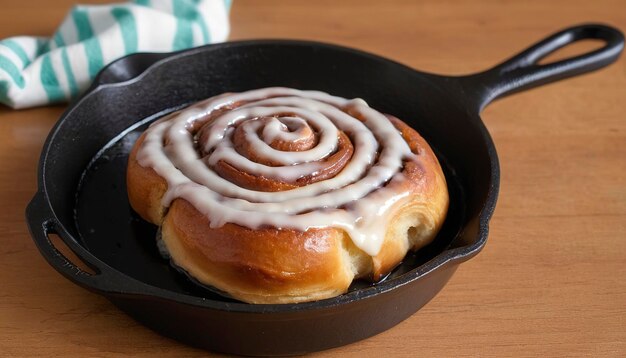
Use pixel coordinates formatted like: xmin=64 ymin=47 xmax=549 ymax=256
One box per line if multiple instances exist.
xmin=26 ymin=23 xmax=623 ymax=355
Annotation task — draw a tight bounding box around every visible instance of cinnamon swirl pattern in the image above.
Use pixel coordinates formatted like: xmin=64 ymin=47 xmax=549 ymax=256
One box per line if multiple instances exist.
xmin=127 ymin=87 xmax=449 ymax=303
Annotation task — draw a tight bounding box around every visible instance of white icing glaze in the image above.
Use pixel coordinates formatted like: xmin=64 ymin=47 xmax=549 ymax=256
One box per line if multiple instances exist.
xmin=136 ymin=87 xmax=421 ymax=256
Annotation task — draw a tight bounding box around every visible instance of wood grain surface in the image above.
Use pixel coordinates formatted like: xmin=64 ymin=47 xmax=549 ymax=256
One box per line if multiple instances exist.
xmin=1 ymin=0 xmax=625 ymax=356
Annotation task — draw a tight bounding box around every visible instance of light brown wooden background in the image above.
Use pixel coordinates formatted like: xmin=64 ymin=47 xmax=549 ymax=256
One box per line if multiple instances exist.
xmin=1 ymin=1 xmax=625 ymax=356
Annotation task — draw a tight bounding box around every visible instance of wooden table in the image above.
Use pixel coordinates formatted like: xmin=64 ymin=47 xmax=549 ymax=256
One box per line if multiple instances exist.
xmin=1 ymin=1 xmax=625 ymax=356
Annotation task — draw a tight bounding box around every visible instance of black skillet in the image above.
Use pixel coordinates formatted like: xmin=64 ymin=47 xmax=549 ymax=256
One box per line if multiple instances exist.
xmin=26 ymin=24 xmax=623 ymax=356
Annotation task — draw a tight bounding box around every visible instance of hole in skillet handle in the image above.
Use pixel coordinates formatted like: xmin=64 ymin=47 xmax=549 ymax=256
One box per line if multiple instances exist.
xmin=25 ymin=193 xmax=99 ymax=282
xmin=48 ymin=233 xmax=97 ymax=275
xmin=537 ymin=39 xmax=607 ymax=65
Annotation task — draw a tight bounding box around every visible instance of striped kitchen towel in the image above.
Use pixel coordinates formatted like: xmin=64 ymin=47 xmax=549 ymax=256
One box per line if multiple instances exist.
xmin=0 ymin=0 xmax=231 ymax=109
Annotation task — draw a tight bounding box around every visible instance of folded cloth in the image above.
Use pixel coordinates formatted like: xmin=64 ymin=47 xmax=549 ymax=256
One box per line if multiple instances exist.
xmin=0 ymin=0 xmax=231 ymax=109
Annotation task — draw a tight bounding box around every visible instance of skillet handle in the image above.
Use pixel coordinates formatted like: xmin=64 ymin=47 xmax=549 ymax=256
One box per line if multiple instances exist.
xmin=465 ymin=23 xmax=624 ymax=111
xmin=25 ymin=192 xmax=138 ymax=293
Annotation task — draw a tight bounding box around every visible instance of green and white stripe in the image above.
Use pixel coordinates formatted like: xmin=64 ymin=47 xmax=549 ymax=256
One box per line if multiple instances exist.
xmin=0 ymin=0 xmax=231 ymax=109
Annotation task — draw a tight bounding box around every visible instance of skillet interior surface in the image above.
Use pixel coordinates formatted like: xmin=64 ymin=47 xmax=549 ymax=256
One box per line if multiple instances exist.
xmin=74 ymin=115 xmax=468 ymax=300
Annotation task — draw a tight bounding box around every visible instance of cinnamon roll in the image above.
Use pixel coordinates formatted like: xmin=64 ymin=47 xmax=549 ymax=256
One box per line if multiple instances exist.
xmin=127 ymin=87 xmax=449 ymax=304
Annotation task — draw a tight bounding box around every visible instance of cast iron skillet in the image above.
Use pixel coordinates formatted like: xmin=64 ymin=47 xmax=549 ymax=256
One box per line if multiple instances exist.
xmin=26 ymin=24 xmax=623 ymax=356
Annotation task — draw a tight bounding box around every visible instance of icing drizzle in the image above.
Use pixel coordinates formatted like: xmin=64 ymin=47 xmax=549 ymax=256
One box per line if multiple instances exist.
xmin=137 ymin=87 xmax=420 ymax=256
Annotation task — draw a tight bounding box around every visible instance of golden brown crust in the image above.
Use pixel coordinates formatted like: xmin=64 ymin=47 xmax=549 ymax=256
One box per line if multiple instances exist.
xmin=126 ymin=113 xmax=448 ymax=304
xmin=369 ymin=116 xmax=449 ymax=280
xmin=162 ymin=199 xmax=353 ymax=303
xmin=127 ymin=133 xmax=168 ymax=224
